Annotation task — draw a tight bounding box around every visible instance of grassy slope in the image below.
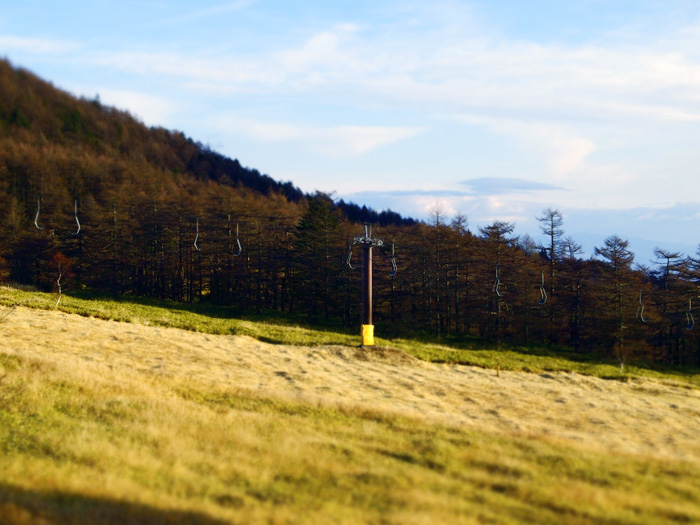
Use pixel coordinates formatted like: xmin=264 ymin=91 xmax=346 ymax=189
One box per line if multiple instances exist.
xmin=2 ymin=286 xmax=699 ymax=386
xmin=1 ymin=286 xmax=700 ymax=524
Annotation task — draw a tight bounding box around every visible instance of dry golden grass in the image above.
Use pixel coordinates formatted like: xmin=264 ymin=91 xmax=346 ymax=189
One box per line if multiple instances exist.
xmin=1 ymin=306 xmax=700 ymax=523
xmin=0 ymin=304 xmax=13 ymax=324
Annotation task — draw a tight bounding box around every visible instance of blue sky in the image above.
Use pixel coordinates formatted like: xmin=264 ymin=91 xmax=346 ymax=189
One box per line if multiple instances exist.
xmin=2 ymin=0 xmax=700 ymax=264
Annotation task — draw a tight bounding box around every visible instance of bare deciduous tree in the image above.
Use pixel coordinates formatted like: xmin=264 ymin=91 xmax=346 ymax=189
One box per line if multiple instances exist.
xmin=51 ymin=252 xmax=73 ymax=306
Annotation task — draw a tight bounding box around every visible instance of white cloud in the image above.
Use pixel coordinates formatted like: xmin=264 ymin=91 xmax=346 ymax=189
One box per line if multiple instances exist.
xmin=460 ymin=178 xmax=564 ymax=195
xmin=327 ymin=125 xmax=423 ymax=155
xmin=344 ymin=189 xmax=538 ymax=227
xmin=89 ymin=24 xmax=364 ymax=93
xmin=227 ymin=119 xmax=306 ymax=142
xmin=546 ymin=134 xmax=597 ymax=178
xmin=12 ymin=1 xmax=700 ymax=226
xmin=97 ymin=89 xmax=174 ymax=126
xmin=278 ymin=24 xmax=361 ymax=74
xmin=457 ymin=115 xmax=597 ymax=180
xmin=0 ymin=35 xmax=79 ymax=54
xmin=78 ymin=13 xmax=700 ymax=129
xmin=215 ymin=117 xmax=424 ymax=156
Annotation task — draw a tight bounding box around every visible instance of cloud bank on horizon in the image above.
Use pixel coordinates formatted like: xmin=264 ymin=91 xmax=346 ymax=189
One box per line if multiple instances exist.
xmin=2 ymin=0 xmax=700 ymax=261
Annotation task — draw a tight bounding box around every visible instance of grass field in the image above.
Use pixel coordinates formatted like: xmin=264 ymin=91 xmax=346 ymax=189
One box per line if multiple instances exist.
xmin=2 ymin=285 xmax=698 ymax=386
xmin=1 ymin=285 xmax=700 ymax=523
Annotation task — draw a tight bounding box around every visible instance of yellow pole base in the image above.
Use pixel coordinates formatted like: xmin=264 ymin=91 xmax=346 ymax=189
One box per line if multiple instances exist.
xmin=361 ymin=324 xmax=375 ymax=346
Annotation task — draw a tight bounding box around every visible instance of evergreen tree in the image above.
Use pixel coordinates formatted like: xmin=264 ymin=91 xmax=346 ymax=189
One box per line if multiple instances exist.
xmin=594 ymin=235 xmax=635 ymax=369
xmin=294 ymin=194 xmax=341 ymax=322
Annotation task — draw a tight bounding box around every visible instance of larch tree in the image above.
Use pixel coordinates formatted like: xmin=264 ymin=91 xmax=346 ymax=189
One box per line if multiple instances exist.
xmin=652 ymin=248 xmax=691 ymax=365
xmin=294 ymin=194 xmax=341 ymax=322
xmin=537 ymin=208 xmax=564 ymax=342
xmin=479 ymin=221 xmax=518 ymax=348
xmin=594 ymin=235 xmax=635 ymax=371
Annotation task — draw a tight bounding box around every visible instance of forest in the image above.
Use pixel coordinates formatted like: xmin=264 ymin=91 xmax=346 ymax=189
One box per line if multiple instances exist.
xmin=1 ymin=58 xmax=699 ymax=368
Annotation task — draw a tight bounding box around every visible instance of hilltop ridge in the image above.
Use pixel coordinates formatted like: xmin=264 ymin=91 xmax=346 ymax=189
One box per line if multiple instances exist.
xmin=0 ymin=58 xmax=410 ymax=226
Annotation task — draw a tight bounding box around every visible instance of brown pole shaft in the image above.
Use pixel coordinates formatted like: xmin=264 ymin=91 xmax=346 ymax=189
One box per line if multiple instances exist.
xmin=362 ymin=245 xmax=372 ymax=326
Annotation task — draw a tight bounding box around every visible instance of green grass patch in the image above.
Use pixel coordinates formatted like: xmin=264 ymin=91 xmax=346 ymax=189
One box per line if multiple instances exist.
xmin=2 ymin=284 xmax=699 ymax=388
xmin=0 ymin=285 xmax=358 ymax=346
xmin=389 ymin=337 xmax=700 ymax=387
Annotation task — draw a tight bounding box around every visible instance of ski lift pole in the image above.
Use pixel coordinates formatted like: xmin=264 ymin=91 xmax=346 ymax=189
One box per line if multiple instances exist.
xmin=362 ymin=241 xmax=373 ymax=342
xmin=354 ymin=225 xmax=383 ymax=346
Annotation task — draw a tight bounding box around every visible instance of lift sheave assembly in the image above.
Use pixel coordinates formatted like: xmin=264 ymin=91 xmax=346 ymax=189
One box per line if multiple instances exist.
xmin=348 ymin=225 xmax=397 ymax=346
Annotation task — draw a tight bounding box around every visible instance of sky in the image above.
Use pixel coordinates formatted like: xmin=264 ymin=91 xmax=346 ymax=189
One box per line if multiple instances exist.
xmin=2 ymin=0 xmax=700 ymax=264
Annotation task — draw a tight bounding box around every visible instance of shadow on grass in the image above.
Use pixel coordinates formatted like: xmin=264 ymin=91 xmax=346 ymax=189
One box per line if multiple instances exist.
xmin=386 ymin=328 xmax=700 ymax=381
xmin=6 ymin=284 xmax=699 ymax=381
xmin=67 ymin=289 xmax=356 ymax=335
xmin=0 ymin=483 xmax=230 ymax=525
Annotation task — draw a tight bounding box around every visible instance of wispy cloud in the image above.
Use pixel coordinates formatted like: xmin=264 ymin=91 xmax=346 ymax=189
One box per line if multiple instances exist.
xmin=278 ymin=23 xmax=362 ymax=77
xmin=348 ymin=180 xmax=564 ymax=199
xmin=91 ymin=52 xmax=269 ymax=85
xmin=454 ymin=115 xmax=598 ymax=181
xmin=97 ymin=89 xmax=174 ymax=126
xmin=460 ymin=178 xmax=565 ymax=196
xmin=12 ymin=0 xmax=700 ymax=224
xmin=89 ymin=23 xmax=363 ymax=92
xmin=350 ymin=189 xmax=473 ymax=199
xmin=76 ymin=8 xmax=700 ymax=127
xmin=0 ymin=35 xmax=79 ymax=54
xmin=214 ymin=117 xmax=424 ymax=156
xmin=343 ymin=187 xmax=538 ymax=226
xmin=328 ymin=125 xmax=423 ymax=155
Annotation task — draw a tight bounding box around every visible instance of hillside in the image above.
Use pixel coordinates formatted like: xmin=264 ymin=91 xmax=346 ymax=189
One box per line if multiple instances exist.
xmin=1 ymin=303 xmax=699 ymax=523
xmin=0 ymin=58 xmax=411 ymax=224
xmin=0 ymin=60 xmax=299 ymax=199
xmin=5 ymin=306 xmax=700 ymax=462
xmin=3 ymin=57 xmax=700 ymax=368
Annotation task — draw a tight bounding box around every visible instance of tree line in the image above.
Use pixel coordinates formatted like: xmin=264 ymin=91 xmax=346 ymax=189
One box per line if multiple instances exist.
xmin=3 ymin=183 xmax=700 ymax=368
xmin=1 ymin=58 xmax=700 ymax=368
